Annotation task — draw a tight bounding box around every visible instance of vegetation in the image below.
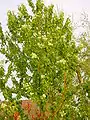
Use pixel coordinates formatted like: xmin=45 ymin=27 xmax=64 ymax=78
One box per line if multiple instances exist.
xmin=0 ymin=0 xmax=89 ymax=119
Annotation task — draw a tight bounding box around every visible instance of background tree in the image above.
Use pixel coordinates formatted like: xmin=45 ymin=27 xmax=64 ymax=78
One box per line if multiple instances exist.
xmin=0 ymin=0 xmax=89 ymax=119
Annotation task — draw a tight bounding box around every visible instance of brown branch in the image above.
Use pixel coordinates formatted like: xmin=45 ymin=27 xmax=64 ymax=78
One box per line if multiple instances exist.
xmin=52 ymin=72 xmax=67 ymax=118
xmin=76 ymin=66 xmax=83 ymax=83
xmin=64 ymin=72 xmax=67 ymax=90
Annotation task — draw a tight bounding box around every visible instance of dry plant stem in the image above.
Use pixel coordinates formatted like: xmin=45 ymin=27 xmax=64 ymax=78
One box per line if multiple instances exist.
xmin=76 ymin=66 xmax=83 ymax=83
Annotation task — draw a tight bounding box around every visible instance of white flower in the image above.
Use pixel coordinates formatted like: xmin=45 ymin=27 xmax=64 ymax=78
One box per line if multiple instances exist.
xmin=31 ymin=53 xmax=38 ymax=59
xmin=59 ymin=59 xmax=66 ymax=64
xmin=1 ymin=103 xmax=7 ymax=108
xmin=30 ymin=92 xmax=34 ymax=95
xmin=41 ymin=75 xmax=45 ymax=79
xmin=48 ymin=42 xmax=53 ymax=46
xmin=37 ymin=43 xmax=44 ymax=48
xmin=42 ymin=94 xmax=46 ymax=98
xmin=56 ymin=26 xmax=60 ymax=30
xmin=57 ymin=59 xmax=66 ymax=64
xmin=22 ymin=24 xmax=27 ymax=29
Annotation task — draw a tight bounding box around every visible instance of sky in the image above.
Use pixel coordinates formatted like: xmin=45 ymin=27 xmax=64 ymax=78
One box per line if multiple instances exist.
xmin=0 ymin=0 xmax=90 ymax=31
xmin=0 ymin=0 xmax=90 ymax=100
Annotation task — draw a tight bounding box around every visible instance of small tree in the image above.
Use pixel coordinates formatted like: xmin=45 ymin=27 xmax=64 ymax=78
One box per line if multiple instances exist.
xmin=0 ymin=0 xmax=89 ymax=119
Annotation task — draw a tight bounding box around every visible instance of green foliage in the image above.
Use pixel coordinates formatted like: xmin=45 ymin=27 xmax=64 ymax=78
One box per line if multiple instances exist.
xmin=0 ymin=0 xmax=89 ymax=119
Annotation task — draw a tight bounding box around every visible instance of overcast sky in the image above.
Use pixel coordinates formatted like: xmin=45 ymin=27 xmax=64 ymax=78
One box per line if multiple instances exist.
xmin=0 ymin=0 xmax=90 ymax=31
xmin=0 ymin=0 xmax=90 ymax=100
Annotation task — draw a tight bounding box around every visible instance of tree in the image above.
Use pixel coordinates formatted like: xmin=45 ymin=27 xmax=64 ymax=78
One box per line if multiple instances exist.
xmin=0 ymin=0 xmax=89 ymax=119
